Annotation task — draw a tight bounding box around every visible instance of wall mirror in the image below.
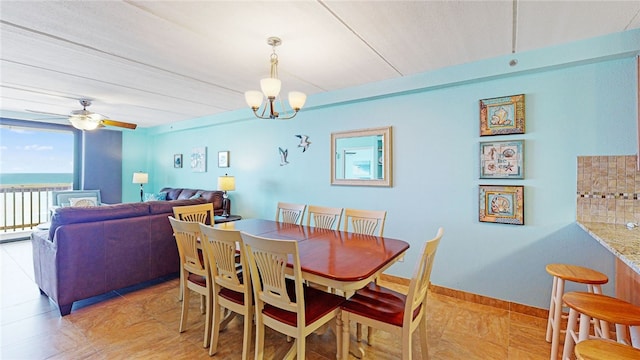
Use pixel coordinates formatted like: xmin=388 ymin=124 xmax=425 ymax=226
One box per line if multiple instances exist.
xmin=331 ymin=126 xmax=392 ymax=187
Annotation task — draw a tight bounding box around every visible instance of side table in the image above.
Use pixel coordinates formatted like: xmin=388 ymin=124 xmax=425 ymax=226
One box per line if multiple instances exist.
xmin=214 ymin=215 xmax=242 ymax=224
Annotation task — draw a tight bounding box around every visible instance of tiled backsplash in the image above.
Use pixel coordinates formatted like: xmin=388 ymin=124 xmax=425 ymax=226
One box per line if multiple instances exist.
xmin=577 ymin=155 xmax=640 ymax=224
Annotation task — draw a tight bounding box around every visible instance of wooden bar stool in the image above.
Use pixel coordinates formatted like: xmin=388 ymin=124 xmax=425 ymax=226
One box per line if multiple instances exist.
xmin=546 ymin=264 xmax=608 ymax=360
xmin=561 ymin=292 xmax=640 ymax=360
xmin=575 ymin=339 xmax=640 ymax=360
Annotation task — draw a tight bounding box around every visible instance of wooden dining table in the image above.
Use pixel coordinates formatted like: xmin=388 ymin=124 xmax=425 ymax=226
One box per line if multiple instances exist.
xmin=214 ymin=218 xmax=410 ymax=296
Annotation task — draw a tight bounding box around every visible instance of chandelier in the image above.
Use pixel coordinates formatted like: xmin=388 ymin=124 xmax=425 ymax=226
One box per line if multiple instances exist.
xmin=244 ymin=37 xmax=306 ymax=120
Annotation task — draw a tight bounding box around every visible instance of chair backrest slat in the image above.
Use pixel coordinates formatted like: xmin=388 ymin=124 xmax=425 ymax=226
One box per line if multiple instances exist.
xmin=343 ymin=208 xmax=387 ymax=236
xmin=306 ymin=205 xmax=343 ymax=230
xmin=275 ymin=202 xmax=307 ymax=225
xmin=404 ymin=227 xmax=444 ymax=325
xmin=242 ymin=233 xmax=303 ymax=319
xmin=168 ymin=216 xmax=207 ymax=276
xmin=173 ymin=203 xmax=214 ymax=225
xmin=199 ymin=223 xmax=247 ymax=293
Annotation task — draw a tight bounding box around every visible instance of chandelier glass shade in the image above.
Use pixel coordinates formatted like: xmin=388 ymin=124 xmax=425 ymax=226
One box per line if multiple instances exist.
xmin=245 ymin=37 xmax=306 ymax=120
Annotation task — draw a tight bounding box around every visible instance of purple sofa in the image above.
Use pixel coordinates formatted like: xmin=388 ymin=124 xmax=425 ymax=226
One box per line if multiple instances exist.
xmin=31 ymin=188 xmax=229 ymax=316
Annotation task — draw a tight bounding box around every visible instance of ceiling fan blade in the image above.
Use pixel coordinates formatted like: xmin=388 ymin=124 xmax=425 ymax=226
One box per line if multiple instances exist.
xmin=101 ymin=119 xmax=137 ymax=130
xmin=25 ymin=109 xmax=68 ymax=118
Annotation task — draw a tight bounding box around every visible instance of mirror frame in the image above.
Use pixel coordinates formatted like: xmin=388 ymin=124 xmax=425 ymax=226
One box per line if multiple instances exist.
xmin=331 ymin=126 xmax=392 ymax=187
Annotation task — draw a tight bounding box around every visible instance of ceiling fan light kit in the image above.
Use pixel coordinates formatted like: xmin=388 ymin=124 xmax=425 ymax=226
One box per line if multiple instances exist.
xmin=65 ymin=99 xmax=137 ymax=131
xmin=245 ymin=36 xmax=306 ymax=120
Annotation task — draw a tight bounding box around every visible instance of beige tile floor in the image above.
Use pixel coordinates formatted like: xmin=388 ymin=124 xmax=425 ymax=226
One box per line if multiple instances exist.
xmin=1 ymin=240 xmax=554 ymax=359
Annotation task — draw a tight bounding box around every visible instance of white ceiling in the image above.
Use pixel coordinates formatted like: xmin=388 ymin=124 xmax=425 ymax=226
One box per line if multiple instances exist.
xmin=1 ymin=1 xmax=639 ymax=129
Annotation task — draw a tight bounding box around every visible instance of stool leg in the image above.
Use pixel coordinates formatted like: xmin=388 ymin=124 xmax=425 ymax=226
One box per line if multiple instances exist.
xmin=546 ymin=276 xmax=559 ymax=342
xmin=631 ymin=325 xmax=640 ymax=348
xmin=615 ymin=323 xmax=630 ymax=345
xmin=589 ymin=285 xmax=609 ymax=338
xmin=578 ymin=313 xmax=591 ymax=343
xmin=562 ymin=308 xmax=579 ymax=360
xmin=549 ymin=277 xmax=565 ymax=359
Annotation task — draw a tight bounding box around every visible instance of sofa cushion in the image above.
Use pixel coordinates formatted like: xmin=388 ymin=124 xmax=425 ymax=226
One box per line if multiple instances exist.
xmin=199 ymin=190 xmax=223 ymax=206
xmin=147 ymin=198 xmax=206 ymax=215
xmin=53 ymin=190 xmax=102 ymax=207
xmin=49 ymin=202 xmax=149 ymax=239
xmin=161 ymin=188 xmax=181 ymax=201
xmin=159 ymin=187 xmax=227 ymax=215
xmin=176 ymin=189 xmax=198 ymax=200
xmin=68 ymin=197 xmax=99 ymax=207
xmin=144 ymin=192 xmax=167 ymax=201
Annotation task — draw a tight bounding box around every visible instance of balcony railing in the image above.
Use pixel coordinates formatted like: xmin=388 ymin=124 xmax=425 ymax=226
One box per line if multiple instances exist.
xmin=0 ymin=183 xmax=72 ymax=237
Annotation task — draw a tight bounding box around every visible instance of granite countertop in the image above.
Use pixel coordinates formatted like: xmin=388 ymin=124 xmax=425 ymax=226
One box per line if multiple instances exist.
xmin=577 ymin=221 xmax=640 ymax=274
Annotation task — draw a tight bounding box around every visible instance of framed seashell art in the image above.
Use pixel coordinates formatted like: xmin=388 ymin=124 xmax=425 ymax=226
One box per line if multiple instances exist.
xmin=479 ymin=94 xmax=525 ymax=136
xmin=479 ymin=185 xmax=524 ymax=225
xmin=479 ymin=140 xmax=524 ymax=179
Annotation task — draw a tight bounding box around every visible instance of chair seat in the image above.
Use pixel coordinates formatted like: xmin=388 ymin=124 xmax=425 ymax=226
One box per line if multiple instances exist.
xmin=219 ymin=287 xmax=245 ymax=305
xmin=217 ymin=270 xmax=246 ymax=304
xmin=575 ymin=339 xmax=640 ymax=360
xmin=187 ymin=273 xmax=206 ymax=286
xmin=263 ymin=284 xmax=344 ymax=327
xmin=342 ymin=282 xmax=420 ymax=327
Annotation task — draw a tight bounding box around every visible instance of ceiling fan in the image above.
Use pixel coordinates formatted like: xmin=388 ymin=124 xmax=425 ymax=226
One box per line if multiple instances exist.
xmin=28 ymin=99 xmax=137 ymax=130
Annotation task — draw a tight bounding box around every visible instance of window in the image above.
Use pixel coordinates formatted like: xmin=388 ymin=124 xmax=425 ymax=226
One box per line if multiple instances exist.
xmin=0 ymin=119 xmax=78 ymax=236
xmin=0 ymin=124 xmax=75 ymax=185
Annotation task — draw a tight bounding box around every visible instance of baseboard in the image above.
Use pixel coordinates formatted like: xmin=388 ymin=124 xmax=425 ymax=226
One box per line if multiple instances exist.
xmin=379 ymin=273 xmax=548 ymax=319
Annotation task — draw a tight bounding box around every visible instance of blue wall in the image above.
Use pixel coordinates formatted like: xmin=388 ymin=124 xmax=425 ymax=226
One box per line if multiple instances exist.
xmin=123 ymin=30 xmax=639 ymax=309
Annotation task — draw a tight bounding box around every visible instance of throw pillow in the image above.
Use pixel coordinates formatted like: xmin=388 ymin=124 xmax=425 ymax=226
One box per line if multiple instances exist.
xmin=68 ymin=197 xmax=98 ymax=207
xmin=189 ymin=194 xmax=201 ymax=199
xmin=144 ymin=192 xmax=167 ymax=201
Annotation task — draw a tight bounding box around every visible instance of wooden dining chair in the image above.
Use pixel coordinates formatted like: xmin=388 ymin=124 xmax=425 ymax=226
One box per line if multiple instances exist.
xmin=240 ymin=232 xmax=345 ymax=360
xmin=172 ymin=202 xmax=214 ymax=301
xmin=275 ymin=202 xmax=307 ymax=225
xmin=173 ymin=202 xmax=214 ymax=224
xmin=343 ymin=208 xmax=387 ymax=236
xmin=306 ymin=205 xmax=343 ymax=230
xmin=342 ymin=208 xmax=388 ymax=341
xmin=198 ymin=223 xmax=253 ymax=359
xmin=340 ymin=227 xmax=444 ymax=360
xmin=168 ymin=216 xmax=213 ymax=349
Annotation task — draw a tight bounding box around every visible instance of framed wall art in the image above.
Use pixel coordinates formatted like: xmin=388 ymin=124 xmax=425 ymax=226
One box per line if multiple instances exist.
xmin=479 ymin=185 xmax=524 ymax=225
xmin=173 ymin=154 xmax=182 ymax=168
xmin=480 ymin=94 xmax=525 ymax=136
xmin=480 ymin=140 xmax=524 ymax=179
xmin=190 ymin=146 xmax=207 ymax=172
xmin=218 ymin=151 xmax=229 ymax=168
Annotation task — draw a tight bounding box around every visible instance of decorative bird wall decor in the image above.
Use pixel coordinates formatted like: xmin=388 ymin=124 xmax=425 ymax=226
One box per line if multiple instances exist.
xmin=279 ymin=147 xmax=289 ymax=166
xmin=295 ymin=134 xmax=311 ymax=152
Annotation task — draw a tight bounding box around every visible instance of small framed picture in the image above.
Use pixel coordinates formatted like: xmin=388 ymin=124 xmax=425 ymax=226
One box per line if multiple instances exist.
xmin=191 ymin=146 xmax=207 ymax=172
xmin=218 ymin=151 xmax=229 ymax=168
xmin=480 ymin=140 xmax=524 ymax=179
xmin=479 ymin=185 xmax=524 ymax=225
xmin=174 ymin=154 xmax=182 ymax=168
xmin=480 ymin=94 xmax=525 ymax=136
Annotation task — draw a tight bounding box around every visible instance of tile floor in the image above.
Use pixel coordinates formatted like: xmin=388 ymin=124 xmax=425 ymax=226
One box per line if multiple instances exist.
xmin=1 ymin=239 xmax=554 ymax=359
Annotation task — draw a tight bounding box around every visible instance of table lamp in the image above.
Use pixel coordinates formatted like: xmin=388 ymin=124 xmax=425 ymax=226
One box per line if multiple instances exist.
xmin=217 ymin=174 xmax=235 ymax=217
xmin=132 ymin=172 xmax=148 ymax=202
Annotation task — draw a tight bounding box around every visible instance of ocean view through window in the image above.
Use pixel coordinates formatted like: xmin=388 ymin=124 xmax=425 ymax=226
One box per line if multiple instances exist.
xmin=0 ymin=123 xmax=75 ymax=240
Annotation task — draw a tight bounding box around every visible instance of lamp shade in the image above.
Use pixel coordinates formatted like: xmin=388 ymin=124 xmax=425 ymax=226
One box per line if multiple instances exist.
xmin=244 ymin=90 xmax=264 ymax=109
xmin=132 ymin=172 xmax=148 ymax=184
xmin=288 ymin=91 xmax=307 ymax=110
xmin=260 ymin=78 xmax=281 ymax=98
xmin=217 ymin=175 xmax=235 ymax=192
